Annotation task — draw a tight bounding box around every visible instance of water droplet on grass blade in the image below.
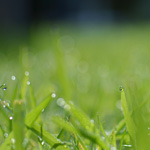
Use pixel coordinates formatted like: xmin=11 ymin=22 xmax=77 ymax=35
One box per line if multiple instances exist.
xmin=27 ymin=81 xmax=30 ymax=85
xmin=9 ymin=116 xmax=13 ymax=120
xmin=1 ymin=84 xmax=7 ymax=91
xmin=64 ymin=104 xmax=71 ymax=111
xmin=57 ymin=98 xmax=66 ymax=107
xmin=119 ymin=86 xmax=124 ymax=92
xmin=41 ymin=141 xmax=45 ymax=145
xmin=123 ymin=144 xmax=132 ymax=148
xmin=4 ymin=133 xmax=8 ymax=138
xmin=51 ymin=93 xmax=56 ymax=98
xmin=11 ymin=75 xmax=16 ymax=80
xmin=11 ymin=138 xmax=16 ymax=144
xmin=25 ymin=71 xmax=29 ymax=76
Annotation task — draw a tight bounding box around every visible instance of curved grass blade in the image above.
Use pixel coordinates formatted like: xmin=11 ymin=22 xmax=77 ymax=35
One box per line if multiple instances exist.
xmin=109 ymin=130 xmax=116 ymax=150
xmin=53 ymin=116 xmax=88 ymax=150
xmin=25 ymin=95 xmax=52 ymax=126
xmin=27 ymin=123 xmax=61 ymax=146
xmin=119 ymin=130 xmax=127 ymax=150
xmin=120 ymin=88 xmax=136 ymax=148
xmin=97 ymin=114 xmax=109 ymax=143
xmin=66 ymin=103 xmax=109 ymax=150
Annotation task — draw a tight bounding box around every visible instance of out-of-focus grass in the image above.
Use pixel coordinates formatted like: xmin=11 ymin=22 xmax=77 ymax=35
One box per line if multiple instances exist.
xmin=0 ymin=24 xmax=150 ymax=149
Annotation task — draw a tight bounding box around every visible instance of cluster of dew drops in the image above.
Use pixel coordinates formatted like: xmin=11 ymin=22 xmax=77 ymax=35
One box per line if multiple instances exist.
xmin=0 ymin=71 xmax=31 ymax=140
xmin=1 ymin=71 xmax=68 ymax=148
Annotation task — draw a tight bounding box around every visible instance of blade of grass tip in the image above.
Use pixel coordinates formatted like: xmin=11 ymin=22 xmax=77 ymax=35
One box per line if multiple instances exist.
xmin=25 ymin=94 xmax=53 ymax=127
xmin=97 ymin=114 xmax=109 ymax=143
xmin=57 ymin=128 xmax=64 ymax=139
xmin=120 ymin=87 xmax=136 ymax=147
xmin=20 ymin=71 xmax=29 ymax=99
xmin=13 ymin=100 xmax=25 ymax=150
xmin=119 ymin=130 xmax=127 ymax=150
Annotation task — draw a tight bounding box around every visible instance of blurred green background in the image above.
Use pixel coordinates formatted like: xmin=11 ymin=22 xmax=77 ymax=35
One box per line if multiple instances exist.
xmin=1 ymin=24 xmax=150 ymax=132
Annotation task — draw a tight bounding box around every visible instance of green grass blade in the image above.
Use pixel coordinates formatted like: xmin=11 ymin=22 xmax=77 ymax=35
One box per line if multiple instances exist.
xmin=67 ymin=103 xmax=109 ymax=150
xmin=120 ymin=88 xmax=136 ymax=147
xmin=109 ymin=130 xmax=116 ymax=150
xmin=53 ymin=116 xmax=88 ymax=150
xmin=0 ymin=132 xmax=13 ymax=150
xmin=20 ymin=72 xmax=29 ymax=99
xmin=13 ymin=100 xmax=25 ymax=150
xmin=97 ymin=114 xmax=109 ymax=142
xmin=25 ymin=95 xmax=52 ymax=127
xmin=119 ymin=130 xmax=127 ymax=150
xmin=115 ymin=119 xmax=125 ymax=135
xmin=51 ymin=31 xmax=72 ymax=100
xmin=28 ymin=123 xmax=60 ymax=146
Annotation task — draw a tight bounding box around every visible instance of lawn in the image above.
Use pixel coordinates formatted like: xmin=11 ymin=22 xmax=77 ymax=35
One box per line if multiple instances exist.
xmin=0 ymin=23 xmax=150 ymax=149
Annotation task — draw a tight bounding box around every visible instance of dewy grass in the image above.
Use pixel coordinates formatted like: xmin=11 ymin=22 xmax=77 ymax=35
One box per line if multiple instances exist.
xmin=1 ymin=25 xmax=150 ymax=149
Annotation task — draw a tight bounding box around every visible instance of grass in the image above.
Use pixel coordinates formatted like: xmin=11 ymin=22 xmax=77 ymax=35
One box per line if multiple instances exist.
xmin=0 ymin=23 xmax=150 ymax=149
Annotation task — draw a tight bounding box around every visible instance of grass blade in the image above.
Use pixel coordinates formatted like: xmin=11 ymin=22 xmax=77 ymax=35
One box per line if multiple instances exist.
xmin=13 ymin=100 xmax=25 ymax=150
xmin=97 ymin=114 xmax=109 ymax=142
xmin=120 ymin=88 xmax=136 ymax=148
xmin=25 ymin=95 xmax=52 ymax=127
xmin=67 ymin=103 xmax=109 ymax=150
xmin=28 ymin=123 xmax=60 ymax=146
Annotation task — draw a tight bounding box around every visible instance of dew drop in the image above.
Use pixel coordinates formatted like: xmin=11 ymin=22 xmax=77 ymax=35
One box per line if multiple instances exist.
xmin=11 ymin=138 xmax=16 ymax=144
xmin=11 ymin=75 xmax=16 ymax=80
xmin=9 ymin=116 xmax=13 ymax=120
xmin=57 ymin=98 xmax=66 ymax=107
xmin=51 ymin=93 xmax=56 ymax=98
xmin=25 ymin=71 xmax=29 ymax=76
xmin=90 ymin=119 xmax=94 ymax=124
xmin=64 ymin=104 xmax=71 ymax=110
xmin=119 ymin=86 xmax=124 ymax=92
xmin=123 ymin=144 xmax=132 ymax=148
xmin=42 ymin=109 xmax=45 ymax=112
xmin=41 ymin=141 xmax=45 ymax=145
xmin=4 ymin=133 xmax=8 ymax=138
xmin=2 ymin=84 xmax=7 ymax=91
xmin=27 ymin=81 xmax=30 ymax=85
xmin=3 ymin=105 xmax=6 ymax=108
xmin=7 ymin=103 xmax=10 ymax=107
